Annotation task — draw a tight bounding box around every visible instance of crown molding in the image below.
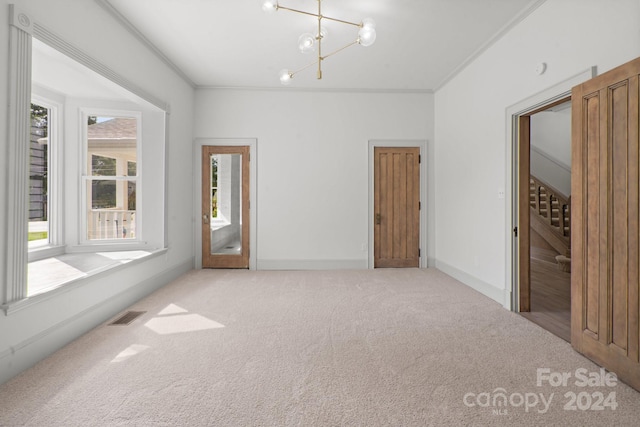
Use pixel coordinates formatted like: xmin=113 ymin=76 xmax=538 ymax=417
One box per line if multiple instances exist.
xmin=434 ymin=0 xmax=548 ymax=92
xmin=94 ymin=0 xmax=196 ymax=89
xmin=196 ymin=85 xmax=433 ymax=95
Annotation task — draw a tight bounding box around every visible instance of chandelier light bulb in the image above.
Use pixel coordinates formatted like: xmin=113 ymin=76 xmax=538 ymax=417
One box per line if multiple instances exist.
xmin=261 ymin=0 xmax=278 ymax=13
xmin=361 ymin=18 xmax=376 ymax=30
xmin=279 ymin=69 xmax=293 ymax=85
xmin=358 ymin=26 xmax=376 ymax=47
xmin=298 ymin=33 xmax=316 ymax=53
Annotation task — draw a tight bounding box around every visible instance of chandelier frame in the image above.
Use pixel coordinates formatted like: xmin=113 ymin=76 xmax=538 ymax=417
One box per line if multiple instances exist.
xmin=263 ymin=0 xmax=377 ymax=84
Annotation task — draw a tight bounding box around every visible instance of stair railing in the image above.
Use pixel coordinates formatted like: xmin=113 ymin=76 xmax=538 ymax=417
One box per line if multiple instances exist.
xmin=529 ymin=175 xmax=571 ymax=249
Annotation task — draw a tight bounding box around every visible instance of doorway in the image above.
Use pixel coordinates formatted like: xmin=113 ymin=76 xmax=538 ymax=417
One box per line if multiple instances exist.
xmin=201 ymin=145 xmax=250 ymax=269
xmin=373 ymin=147 xmax=421 ymax=268
xmin=517 ymin=98 xmax=572 ymax=342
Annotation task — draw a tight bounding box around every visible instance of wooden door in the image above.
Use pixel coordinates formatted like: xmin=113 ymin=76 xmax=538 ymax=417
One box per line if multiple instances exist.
xmin=202 ymin=146 xmax=250 ymax=269
xmin=374 ymin=147 xmax=420 ymax=268
xmin=572 ymin=56 xmax=640 ymax=390
xmin=518 ymin=115 xmax=532 ymax=312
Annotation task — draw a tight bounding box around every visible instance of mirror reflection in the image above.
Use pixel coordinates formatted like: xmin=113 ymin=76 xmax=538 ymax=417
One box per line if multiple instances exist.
xmin=209 ymin=154 xmax=242 ymax=255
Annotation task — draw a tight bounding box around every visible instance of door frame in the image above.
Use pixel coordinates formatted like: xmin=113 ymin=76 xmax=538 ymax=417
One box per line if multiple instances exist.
xmin=506 ymin=68 xmax=595 ymax=311
xmin=194 ymin=138 xmax=257 ymax=270
xmin=368 ymin=139 xmax=429 ymax=269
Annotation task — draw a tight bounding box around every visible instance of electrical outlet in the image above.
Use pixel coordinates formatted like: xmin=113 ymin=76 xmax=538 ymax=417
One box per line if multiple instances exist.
xmin=498 ymin=190 xmax=505 ymax=199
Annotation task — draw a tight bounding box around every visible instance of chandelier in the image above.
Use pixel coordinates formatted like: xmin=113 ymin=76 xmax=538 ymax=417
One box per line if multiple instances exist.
xmin=261 ymin=0 xmax=377 ymax=85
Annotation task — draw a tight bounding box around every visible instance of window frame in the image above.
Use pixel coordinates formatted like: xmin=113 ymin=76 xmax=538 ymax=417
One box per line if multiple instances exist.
xmin=2 ymin=5 xmax=169 ymax=309
xmin=28 ymin=92 xmax=65 ymax=262
xmin=80 ymin=109 xmax=143 ymax=246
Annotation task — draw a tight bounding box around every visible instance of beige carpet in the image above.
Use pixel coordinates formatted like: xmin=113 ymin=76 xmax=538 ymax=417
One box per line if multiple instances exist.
xmin=0 ymin=268 xmax=638 ymax=426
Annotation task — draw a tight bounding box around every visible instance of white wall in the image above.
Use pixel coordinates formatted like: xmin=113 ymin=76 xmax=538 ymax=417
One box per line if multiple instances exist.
xmin=531 ymin=110 xmax=572 ymax=196
xmin=530 ymin=148 xmax=571 ymax=196
xmin=434 ymin=0 xmax=640 ymax=303
xmin=194 ymin=89 xmax=434 ymax=268
xmin=531 ymin=110 xmax=571 ymax=167
xmin=0 ymin=0 xmax=195 ymax=384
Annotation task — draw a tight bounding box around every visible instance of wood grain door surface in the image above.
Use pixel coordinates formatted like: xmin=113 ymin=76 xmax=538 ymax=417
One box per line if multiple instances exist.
xmin=374 ymin=147 xmax=420 ymax=268
xmin=572 ymin=56 xmax=640 ymax=390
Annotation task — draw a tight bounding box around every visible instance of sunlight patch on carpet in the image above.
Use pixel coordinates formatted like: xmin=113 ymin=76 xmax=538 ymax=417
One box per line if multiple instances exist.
xmin=157 ymin=303 xmax=189 ymax=316
xmin=111 ymin=344 xmax=150 ymax=363
xmin=144 ymin=314 xmax=225 ymax=335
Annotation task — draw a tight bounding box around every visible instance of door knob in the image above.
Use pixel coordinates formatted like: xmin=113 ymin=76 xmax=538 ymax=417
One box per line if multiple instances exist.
xmin=375 ymin=213 xmax=381 ymax=225
xmin=203 ymin=213 xmax=209 ymax=224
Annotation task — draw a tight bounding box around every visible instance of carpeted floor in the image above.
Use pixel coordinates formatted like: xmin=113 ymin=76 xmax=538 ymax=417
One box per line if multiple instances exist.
xmin=0 ymin=268 xmax=639 ymax=426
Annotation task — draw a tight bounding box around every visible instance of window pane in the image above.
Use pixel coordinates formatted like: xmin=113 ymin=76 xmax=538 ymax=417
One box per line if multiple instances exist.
xmin=127 ymin=181 xmax=136 ymax=211
xmin=91 ymin=180 xmax=116 ymax=209
xmin=87 ymin=180 xmax=136 ymax=240
xmin=28 ymin=103 xmax=49 ymax=246
xmin=87 ymin=116 xmax=137 ymax=175
xmin=86 ymin=115 xmax=138 ymax=241
xmin=92 ymin=154 xmax=116 ymax=176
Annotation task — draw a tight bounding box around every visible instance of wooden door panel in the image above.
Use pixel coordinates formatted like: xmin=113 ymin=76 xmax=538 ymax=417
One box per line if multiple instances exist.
xmin=611 ymin=81 xmax=630 ymax=353
xmin=572 ymin=56 xmax=640 ymax=390
xmin=585 ymin=92 xmax=601 ymax=339
xmin=374 ymin=147 xmax=420 ymax=268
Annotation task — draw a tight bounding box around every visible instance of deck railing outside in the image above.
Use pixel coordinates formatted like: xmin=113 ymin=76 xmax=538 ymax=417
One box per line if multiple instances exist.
xmin=88 ymin=209 xmax=136 ymax=240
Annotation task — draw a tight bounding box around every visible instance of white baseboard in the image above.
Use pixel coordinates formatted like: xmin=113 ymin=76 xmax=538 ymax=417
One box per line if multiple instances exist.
xmin=257 ymin=259 xmax=368 ymax=270
xmin=0 ymin=257 xmax=194 ymax=386
xmin=435 ymin=260 xmax=507 ymax=305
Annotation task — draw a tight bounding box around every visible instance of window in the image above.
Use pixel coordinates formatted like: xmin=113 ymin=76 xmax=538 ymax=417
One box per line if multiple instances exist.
xmin=28 ymin=93 xmax=63 ymax=261
xmin=4 ymin=13 xmax=168 ymax=305
xmin=83 ymin=114 xmax=141 ymax=242
xmin=28 ymin=103 xmax=50 ymax=247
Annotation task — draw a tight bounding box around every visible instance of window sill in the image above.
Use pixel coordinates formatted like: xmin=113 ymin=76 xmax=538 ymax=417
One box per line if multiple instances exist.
xmin=2 ymin=248 xmax=167 ymax=316
xmin=28 ymin=244 xmax=66 ymax=262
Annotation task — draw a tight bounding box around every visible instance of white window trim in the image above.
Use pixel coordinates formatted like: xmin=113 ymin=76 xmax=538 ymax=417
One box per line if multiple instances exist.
xmin=28 ymin=92 xmax=65 ymax=262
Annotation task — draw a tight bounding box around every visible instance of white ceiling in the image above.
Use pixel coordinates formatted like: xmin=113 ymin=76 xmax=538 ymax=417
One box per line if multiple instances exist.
xmin=105 ymin=0 xmax=542 ymax=91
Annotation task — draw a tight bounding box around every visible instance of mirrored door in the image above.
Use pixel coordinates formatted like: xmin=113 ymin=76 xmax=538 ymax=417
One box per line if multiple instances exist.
xmin=202 ymin=146 xmax=249 ymax=268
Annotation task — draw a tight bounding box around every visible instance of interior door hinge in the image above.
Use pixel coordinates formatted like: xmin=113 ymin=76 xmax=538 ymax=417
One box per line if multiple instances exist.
xmin=418 ymin=154 xmax=421 ymax=164
xmin=419 ymin=248 xmax=421 ymax=257
xmin=419 ymin=201 xmax=421 ymax=210
xmin=513 ymin=226 xmax=518 ymax=237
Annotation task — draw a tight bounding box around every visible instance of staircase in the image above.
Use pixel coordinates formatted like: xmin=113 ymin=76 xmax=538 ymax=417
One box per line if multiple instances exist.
xmin=529 ymin=175 xmax=571 ymax=271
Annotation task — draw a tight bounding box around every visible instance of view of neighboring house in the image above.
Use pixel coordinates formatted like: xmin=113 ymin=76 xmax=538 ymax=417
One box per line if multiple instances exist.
xmin=85 ymin=116 xmax=138 ymax=240
xmin=29 ymin=114 xmax=138 ymax=242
